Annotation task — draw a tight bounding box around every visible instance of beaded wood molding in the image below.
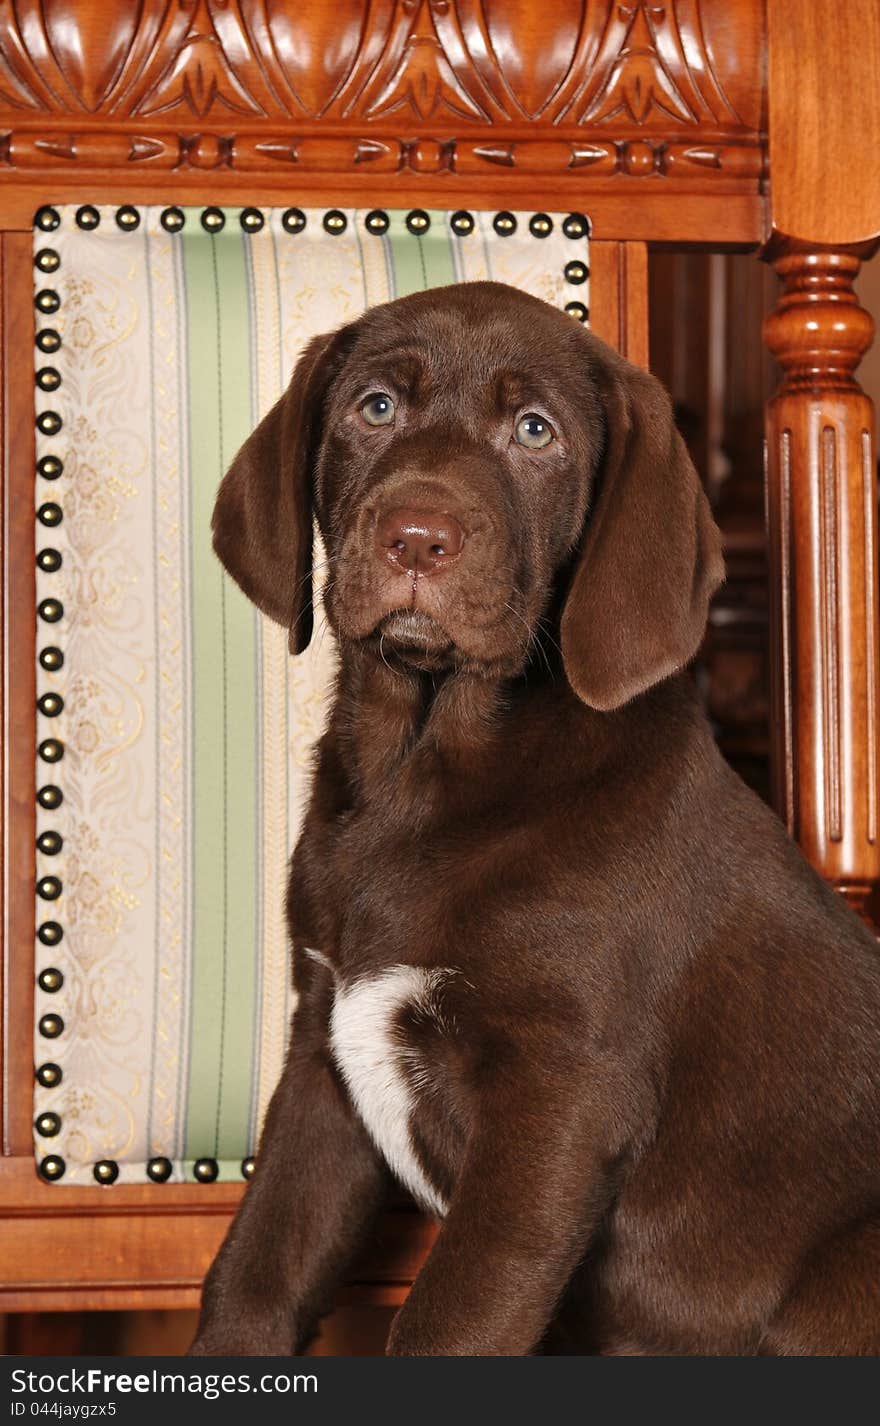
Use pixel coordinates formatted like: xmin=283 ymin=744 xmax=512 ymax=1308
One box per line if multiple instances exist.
xmin=0 ymin=0 xmax=765 ymax=191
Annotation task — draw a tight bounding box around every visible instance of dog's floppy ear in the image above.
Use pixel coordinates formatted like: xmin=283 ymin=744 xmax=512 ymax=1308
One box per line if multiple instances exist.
xmin=561 ymin=344 xmax=724 ymax=712
xmin=212 ymin=329 xmax=348 ymax=654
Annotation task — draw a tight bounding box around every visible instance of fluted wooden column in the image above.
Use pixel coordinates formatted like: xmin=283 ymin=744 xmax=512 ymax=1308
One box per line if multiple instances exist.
xmin=763 ymin=243 xmax=880 ymax=916
xmin=764 ymin=0 xmax=880 ymax=918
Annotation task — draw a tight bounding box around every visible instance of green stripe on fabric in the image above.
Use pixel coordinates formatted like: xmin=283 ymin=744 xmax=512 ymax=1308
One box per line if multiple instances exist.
xmin=419 ymin=211 xmax=458 ymax=290
xmin=386 ymin=211 xmax=426 ymax=296
xmin=387 ymin=210 xmax=457 ymax=297
xmin=213 ymin=227 xmax=261 ymax=1160
xmin=181 ymin=215 xmax=259 ymax=1160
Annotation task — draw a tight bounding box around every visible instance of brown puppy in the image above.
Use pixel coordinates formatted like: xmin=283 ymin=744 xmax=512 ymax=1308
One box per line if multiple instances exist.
xmin=192 ymin=281 xmax=880 ymax=1357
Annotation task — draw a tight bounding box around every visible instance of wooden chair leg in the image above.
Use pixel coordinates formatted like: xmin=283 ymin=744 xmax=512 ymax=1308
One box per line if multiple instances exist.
xmin=763 ymin=240 xmax=880 ymax=920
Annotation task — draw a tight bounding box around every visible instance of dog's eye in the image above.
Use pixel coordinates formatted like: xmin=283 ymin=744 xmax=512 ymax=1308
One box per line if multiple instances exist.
xmin=360 ymin=393 xmax=395 ymax=427
xmin=514 ymin=413 xmax=554 ymax=450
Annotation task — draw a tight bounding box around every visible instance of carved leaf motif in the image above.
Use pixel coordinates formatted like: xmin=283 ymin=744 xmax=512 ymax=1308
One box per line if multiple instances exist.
xmin=0 ymin=0 xmax=62 ymax=111
xmin=0 ymin=0 xmax=761 ymax=149
xmin=0 ymin=47 xmax=44 ymax=111
xmin=131 ymin=0 xmax=265 ymax=119
xmin=356 ymin=0 xmax=489 ymax=123
xmin=583 ymin=4 xmax=696 ymax=123
xmin=482 ymin=0 xmax=583 ymax=118
xmin=261 ymin=0 xmax=366 ymax=116
xmin=552 ymin=1 xmax=743 ymax=128
xmin=41 ymin=0 xmax=142 ymax=112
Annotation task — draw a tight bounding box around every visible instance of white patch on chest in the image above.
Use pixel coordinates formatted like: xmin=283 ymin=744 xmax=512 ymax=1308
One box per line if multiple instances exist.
xmin=329 ymin=965 xmax=452 ymax=1218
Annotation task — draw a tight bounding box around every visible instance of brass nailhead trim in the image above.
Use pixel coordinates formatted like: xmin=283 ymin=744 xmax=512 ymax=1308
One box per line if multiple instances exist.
xmin=38 ymin=966 xmax=64 ymax=992
xmin=34 ymin=207 xmax=61 ymax=232
xmin=37 ymin=454 xmax=63 ymax=479
xmin=147 ymin=1157 xmax=173 ymax=1183
xmin=37 ymin=784 xmax=64 ymax=810
xmin=36 ymin=1062 xmax=62 ymax=1088
xmin=364 ymin=210 xmax=389 ymax=235
xmin=37 ymin=920 xmax=63 ymax=946
xmin=37 ymin=502 xmax=63 ymax=527
xmin=35 ymin=1111 xmax=61 ymax=1138
xmin=562 ymin=212 xmax=591 ymax=239
xmin=37 ymin=830 xmax=63 ymax=856
xmin=193 ymin=1158 xmax=219 ymax=1183
xmin=94 ymin=1160 xmax=119 ymax=1185
xmin=35 ymin=290 xmax=61 ymax=314
xmin=39 ymin=1154 xmax=65 ymax=1180
xmin=36 ymin=330 xmax=62 ymax=355
xmin=39 ymin=1011 xmax=64 ymax=1038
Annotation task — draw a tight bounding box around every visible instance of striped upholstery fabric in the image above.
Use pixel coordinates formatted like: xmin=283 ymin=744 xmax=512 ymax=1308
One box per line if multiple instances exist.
xmin=33 ymin=206 xmax=591 ymax=1184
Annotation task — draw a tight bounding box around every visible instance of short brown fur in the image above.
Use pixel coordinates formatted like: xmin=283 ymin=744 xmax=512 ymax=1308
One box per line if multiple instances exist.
xmin=192 ymin=282 xmax=880 ymax=1357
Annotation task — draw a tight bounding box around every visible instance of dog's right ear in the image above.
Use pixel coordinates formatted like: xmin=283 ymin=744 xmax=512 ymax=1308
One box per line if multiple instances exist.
xmin=212 ymin=328 xmax=349 ymax=654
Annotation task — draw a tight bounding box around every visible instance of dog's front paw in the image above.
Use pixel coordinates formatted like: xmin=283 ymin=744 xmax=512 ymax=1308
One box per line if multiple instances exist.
xmin=188 ymin=1319 xmax=296 ymax=1357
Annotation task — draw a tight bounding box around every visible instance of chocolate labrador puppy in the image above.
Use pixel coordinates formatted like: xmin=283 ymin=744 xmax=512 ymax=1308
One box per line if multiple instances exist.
xmin=191 ymin=281 xmax=880 ymax=1356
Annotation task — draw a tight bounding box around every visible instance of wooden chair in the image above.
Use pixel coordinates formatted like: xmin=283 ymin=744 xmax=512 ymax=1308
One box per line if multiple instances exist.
xmin=0 ymin=0 xmax=878 ymax=1327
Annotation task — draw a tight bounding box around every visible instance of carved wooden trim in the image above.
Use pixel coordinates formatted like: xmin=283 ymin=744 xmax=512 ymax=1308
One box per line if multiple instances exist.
xmin=0 ymin=1157 xmax=432 ymax=1311
xmin=819 ymin=422 xmax=842 ymax=845
xmin=589 ymin=240 xmax=648 ymax=367
xmin=0 ymin=2 xmax=762 ymax=129
xmin=864 ymin=428 xmax=878 ymax=848
xmin=1 ymin=231 xmax=37 ymax=1159
xmin=0 ymin=128 xmax=765 ymax=179
xmin=0 ymin=1 xmax=766 ymax=239
xmin=764 ymin=424 xmax=796 ymax=835
xmin=763 ymin=243 xmax=880 ymax=919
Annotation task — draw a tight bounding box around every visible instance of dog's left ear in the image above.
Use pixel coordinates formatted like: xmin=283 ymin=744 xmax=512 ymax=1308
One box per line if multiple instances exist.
xmin=561 ymin=343 xmax=725 ymax=712
xmin=212 ymin=328 xmax=349 ymax=654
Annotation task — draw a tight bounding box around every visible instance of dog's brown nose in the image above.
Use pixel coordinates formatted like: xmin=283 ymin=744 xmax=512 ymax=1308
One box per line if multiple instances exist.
xmin=377 ymin=508 xmax=464 ymax=576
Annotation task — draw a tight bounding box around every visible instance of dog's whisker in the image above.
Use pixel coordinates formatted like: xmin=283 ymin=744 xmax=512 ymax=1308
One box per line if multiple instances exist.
xmin=378 ymin=632 xmax=398 ymax=677
xmin=501 ymin=599 xmax=553 ymax=677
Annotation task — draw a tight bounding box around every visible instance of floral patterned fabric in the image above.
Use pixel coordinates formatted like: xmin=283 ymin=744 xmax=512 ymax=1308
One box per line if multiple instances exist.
xmin=32 ymin=206 xmax=590 ymax=1183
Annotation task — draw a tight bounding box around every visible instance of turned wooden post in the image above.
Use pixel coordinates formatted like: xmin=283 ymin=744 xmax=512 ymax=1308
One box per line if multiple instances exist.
xmin=764 ymin=0 xmax=880 ymax=917
xmin=763 ymin=243 xmax=880 ymax=916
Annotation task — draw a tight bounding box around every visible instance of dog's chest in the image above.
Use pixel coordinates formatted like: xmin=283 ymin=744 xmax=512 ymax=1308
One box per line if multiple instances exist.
xmin=318 ymin=958 xmax=455 ymax=1217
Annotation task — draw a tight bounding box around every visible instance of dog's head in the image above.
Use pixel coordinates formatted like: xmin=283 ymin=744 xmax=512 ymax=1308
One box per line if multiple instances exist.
xmin=212 ymin=281 xmax=723 ymax=711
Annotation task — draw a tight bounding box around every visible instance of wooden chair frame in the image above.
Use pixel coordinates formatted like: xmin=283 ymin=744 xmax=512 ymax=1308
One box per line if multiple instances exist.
xmin=0 ymin=0 xmax=878 ymax=1314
